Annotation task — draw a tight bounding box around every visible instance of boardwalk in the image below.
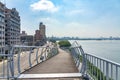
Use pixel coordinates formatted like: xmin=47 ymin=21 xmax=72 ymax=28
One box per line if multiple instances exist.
xmin=19 ymin=48 xmax=82 ymax=80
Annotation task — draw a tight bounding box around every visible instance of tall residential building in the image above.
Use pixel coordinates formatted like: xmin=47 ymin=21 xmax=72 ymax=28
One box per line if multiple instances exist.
xmin=5 ymin=8 xmax=20 ymax=46
xmin=0 ymin=2 xmax=5 ymax=54
xmin=34 ymin=30 xmax=42 ymax=42
xmin=39 ymin=22 xmax=46 ymax=39
xmin=34 ymin=22 xmax=46 ymax=46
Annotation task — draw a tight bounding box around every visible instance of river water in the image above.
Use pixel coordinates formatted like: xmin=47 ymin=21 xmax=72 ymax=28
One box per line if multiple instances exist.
xmin=70 ymin=40 xmax=120 ymax=64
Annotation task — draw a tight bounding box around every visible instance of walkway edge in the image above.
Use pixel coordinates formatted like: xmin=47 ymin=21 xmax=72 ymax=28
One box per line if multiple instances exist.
xmin=18 ymin=73 xmax=82 ymax=79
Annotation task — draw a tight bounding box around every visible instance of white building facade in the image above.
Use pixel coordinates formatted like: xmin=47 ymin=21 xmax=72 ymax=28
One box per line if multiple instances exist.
xmin=5 ymin=8 xmax=20 ymax=46
xmin=0 ymin=2 xmax=20 ymax=54
xmin=0 ymin=2 xmax=5 ymax=54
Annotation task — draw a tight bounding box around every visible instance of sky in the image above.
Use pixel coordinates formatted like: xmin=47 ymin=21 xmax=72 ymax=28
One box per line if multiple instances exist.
xmin=3 ymin=0 xmax=120 ymax=38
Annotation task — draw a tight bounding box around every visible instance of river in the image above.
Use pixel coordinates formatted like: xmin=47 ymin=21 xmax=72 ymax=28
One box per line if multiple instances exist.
xmin=70 ymin=40 xmax=120 ymax=64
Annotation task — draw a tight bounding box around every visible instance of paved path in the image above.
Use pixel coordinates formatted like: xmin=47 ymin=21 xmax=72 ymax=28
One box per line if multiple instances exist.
xmin=20 ymin=48 xmax=82 ymax=80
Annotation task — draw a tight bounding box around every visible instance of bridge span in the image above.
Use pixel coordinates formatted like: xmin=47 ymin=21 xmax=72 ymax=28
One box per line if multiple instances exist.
xmin=18 ymin=48 xmax=82 ymax=80
xmin=0 ymin=41 xmax=120 ymax=80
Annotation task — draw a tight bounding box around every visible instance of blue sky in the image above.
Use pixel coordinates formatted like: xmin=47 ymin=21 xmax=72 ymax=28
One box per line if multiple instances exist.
xmin=3 ymin=0 xmax=120 ymax=38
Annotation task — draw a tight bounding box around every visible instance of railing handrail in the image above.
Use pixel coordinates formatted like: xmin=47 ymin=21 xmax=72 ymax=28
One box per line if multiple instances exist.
xmin=11 ymin=45 xmax=50 ymax=48
xmin=71 ymin=41 xmax=120 ymax=80
xmin=0 ymin=54 xmax=13 ymax=56
xmin=0 ymin=43 xmax=58 ymax=80
xmin=85 ymin=53 xmax=120 ymax=67
xmin=71 ymin=41 xmax=120 ymax=67
xmin=70 ymin=43 xmax=86 ymax=76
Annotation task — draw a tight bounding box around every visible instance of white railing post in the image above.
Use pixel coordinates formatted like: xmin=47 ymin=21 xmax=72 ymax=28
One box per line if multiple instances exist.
xmin=29 ymin=48 xmax=32 ymax=68
xmin=17 ymin=48 xmax=21 ymax=73
xmin=106 ymin=62 xmax=109 ymax=80
xmin=116 ymin=66 xmax=118 ymax=80
xmin=2 ymin=57 xmax=5 ymax=77
xmin=86 ymin=54 xmax=89 ymax=74
xmin=111 ymin=64 xmax=113 ymax=79
xmin=90 ymin=56 xmax=92 ymax=74
xmin=92 ymin=56 xmax=94 ymax=75
xmin=7 ymin=56 xmax=10 ymax=80
xmin=9 ymin=46 xmax=14 ymax=78
xmin=100 ymin=59 xmax=102 ymax=80
xmin=36 ymin=48 xmax=39 ymax=64
xmin=103 ymin=61 xmax=105 ymax=80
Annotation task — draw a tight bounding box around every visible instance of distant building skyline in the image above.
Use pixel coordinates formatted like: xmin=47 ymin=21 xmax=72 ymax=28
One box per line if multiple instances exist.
xmin=49 ymin=36 xmax=120 ymax=40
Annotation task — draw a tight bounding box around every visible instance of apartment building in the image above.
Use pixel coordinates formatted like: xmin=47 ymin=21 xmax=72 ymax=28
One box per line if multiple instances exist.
xmin=0 ymin=1 xmax=20 ymax=54
xmin=0 ymin=2 xmax=5 ymax=54
xmin=34 ymin=22 xmax=46 ymax=46
xmin=5 ymin=8 xmax=20 ymax=46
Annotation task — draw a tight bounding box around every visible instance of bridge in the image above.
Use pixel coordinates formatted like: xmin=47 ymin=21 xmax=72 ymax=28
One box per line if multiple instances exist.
xmin=0 ymin=41 xmax=120 ymax=80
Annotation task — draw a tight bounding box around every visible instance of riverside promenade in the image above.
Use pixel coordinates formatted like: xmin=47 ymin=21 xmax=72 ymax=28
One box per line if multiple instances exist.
xmin=19 ymin=48 xmax=82 ymax=80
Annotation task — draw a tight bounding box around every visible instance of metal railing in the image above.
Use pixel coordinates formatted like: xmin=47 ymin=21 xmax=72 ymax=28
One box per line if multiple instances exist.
xmin=70 ymin=41 xmax=86 ymax=76
xmin=1 ymin=41 xmax=120 ymax=80
xmin=85 ymin=53 xmax=120 ymax=80
xmin=0 ymin=44 xmax=58 ymax=80
xmin=70 ymin=41 xmax=120 ymax=80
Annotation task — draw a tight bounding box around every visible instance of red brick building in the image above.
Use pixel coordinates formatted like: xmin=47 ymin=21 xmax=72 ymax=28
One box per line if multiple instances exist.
xmin=34 ymin=22 xmax=46 ymax=46
xmin=34 ymin=30 xmax=42 ymax=41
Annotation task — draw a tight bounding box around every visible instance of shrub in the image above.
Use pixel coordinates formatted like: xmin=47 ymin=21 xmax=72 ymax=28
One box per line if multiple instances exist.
xmin=58 ymin=40 xmax=71 ymax=47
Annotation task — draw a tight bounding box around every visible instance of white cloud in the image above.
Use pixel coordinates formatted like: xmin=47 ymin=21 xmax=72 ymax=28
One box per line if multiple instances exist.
xmin=30 ymin=0 xmax=59 ymax=13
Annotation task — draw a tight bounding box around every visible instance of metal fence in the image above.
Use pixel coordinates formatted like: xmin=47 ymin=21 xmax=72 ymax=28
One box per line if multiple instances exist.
xmin=85 ymin=53 xmax=120 ymax=80
xmin=71 ymin=41 xmax=120 ymax=80
xmin=70 ymin=41 xmax=86 ymax=76
xmin=0 ymin=44 xmax=58 ymax=80
xmin=1 ymin=41 xmax=120 ymax=80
